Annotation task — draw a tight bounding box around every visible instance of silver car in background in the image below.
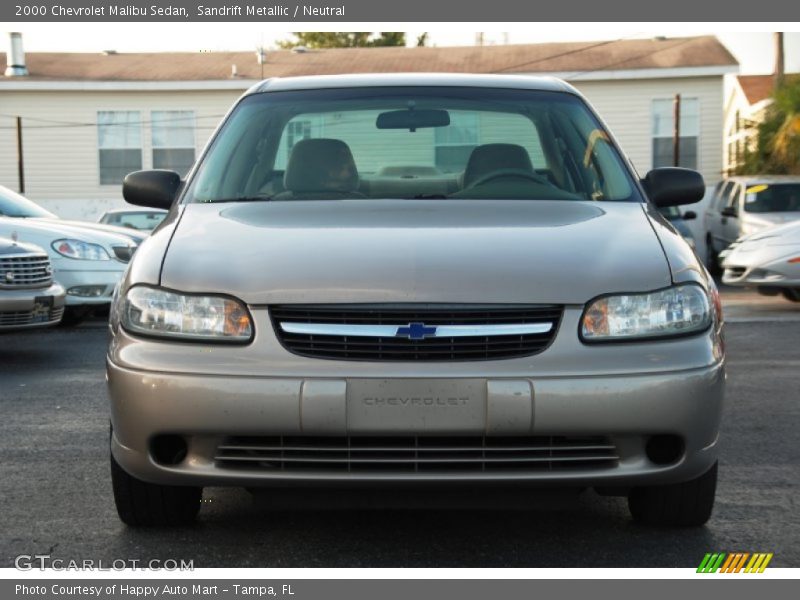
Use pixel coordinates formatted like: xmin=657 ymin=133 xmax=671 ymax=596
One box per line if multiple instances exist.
xmin=107 ymin=74 xmax=724 ymax=528
xmin=0 ymin=185 xmax=144 ymax=324
xmin=0 ymin=236 xmax=65 ymax=330
xmin=722 ymin=220 xmax=800 ymax=302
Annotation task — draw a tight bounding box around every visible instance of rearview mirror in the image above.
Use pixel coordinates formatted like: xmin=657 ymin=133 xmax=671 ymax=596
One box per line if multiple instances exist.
xmin=683 ymin=210 xmax=697 ymax=220
xmin=376 ymin=109 xmax=450 ymax=131
xmin=122 ymin=170 xmax=181 ymax=210
xmin=641 ymin=168 xmax=705 ymax=208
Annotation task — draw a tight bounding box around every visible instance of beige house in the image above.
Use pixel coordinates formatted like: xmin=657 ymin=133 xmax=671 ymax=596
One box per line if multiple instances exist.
xmin=0 ymin=35 xmax=737 ymax=219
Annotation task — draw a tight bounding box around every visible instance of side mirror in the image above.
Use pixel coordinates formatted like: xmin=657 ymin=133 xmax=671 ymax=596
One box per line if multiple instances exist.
xmin=682 ymin=210 xmax=697 ymax=220
xmin=720 ymin=206 xmax=738 ymax=218
xmin=641 ymin=167 xmax=705 ymax=208
xmin=122 ymin=170 xmax=181 ymax=210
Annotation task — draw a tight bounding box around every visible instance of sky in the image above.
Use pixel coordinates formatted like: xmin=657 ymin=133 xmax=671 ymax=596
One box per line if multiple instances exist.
xmin=8 ymin=25 xmax=800 ymax=75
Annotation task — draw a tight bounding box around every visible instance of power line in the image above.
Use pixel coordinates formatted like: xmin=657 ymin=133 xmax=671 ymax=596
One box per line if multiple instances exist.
xmin=563 ymin=38 xmax=697 ymax=81
xmin=491 ymin=37 xmax=637 ymax=74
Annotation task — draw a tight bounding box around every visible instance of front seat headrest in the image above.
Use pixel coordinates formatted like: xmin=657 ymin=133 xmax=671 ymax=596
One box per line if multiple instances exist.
xmin=283 ymin=138 xmax=359 ymax=193
xmin=462 ymin=143 xmax=534 ymax=188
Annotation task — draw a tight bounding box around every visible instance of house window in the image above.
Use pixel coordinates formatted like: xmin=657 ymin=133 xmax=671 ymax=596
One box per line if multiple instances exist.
xmin=434 ymin=111 xmax=479 ymax=173
xmin=152 ymin=111 xmax=196 ymax=175
xmin=97 ymin=111 xmax=142 ymax=185
xmin=287 ymin=120 xmax=313 ymax=152
xmin=651 ymin=98 xmax=699 ymax=170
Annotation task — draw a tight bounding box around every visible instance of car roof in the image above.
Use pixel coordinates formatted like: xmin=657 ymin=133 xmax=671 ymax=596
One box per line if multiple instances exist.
xmin=723 ymin=175 xmax=800 ymax=184
xmin=250 ymin=73 xmax=578 ymax=96
xmin=102 ymin=208 xmax=167 ymax=215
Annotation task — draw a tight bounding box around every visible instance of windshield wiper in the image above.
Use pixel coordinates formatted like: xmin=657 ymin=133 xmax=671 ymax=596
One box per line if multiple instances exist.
xmin=410 ymin=194 xmax=448 ymax=199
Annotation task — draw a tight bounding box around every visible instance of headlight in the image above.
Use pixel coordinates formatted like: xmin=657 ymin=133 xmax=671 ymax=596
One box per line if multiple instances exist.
xmin=581 ymin=284 xmax=712 ymax=342
xmin=121 ymin=286 xmax=253 ymax=342
xmin=52 ymin=239 xmax=110 ymax=261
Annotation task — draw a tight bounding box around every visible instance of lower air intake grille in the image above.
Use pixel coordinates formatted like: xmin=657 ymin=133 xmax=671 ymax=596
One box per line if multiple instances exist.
xmin=270 ymin=304 xmax=563 ymax=361
xmin=0 ymin=306 xmax=63 ymax=327
xmin=215 ymin=435 xmax=619 ymax=474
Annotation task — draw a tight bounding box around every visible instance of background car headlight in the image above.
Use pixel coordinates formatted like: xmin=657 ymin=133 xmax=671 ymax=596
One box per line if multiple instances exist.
xmin=581 ymin=284 xmax=712 ymax=341
xmin=121 ymin=286 xmax=253 ymax=342
xmin=51 ymin=239 xmax=110 ymax=261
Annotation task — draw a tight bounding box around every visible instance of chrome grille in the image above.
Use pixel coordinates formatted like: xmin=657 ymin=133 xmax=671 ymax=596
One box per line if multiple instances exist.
xmin=0 ymin=306 xmax=63 ymax=327
xmin=270 ymin=304 xmax=563 ymax=361
xmin=215 ymin=435 xmax=618 ymax=473
xmin=0 ymin=253 xmax=52 ymax=288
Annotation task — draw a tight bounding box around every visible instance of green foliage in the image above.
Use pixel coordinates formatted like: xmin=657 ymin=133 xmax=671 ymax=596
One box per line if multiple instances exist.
xmin=737 ymin=76 xmax=800 ymax=175
xmin=278 ymin=32 xmax=406 ymax=49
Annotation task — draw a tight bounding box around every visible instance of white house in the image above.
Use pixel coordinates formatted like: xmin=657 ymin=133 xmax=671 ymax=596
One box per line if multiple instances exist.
xmin=0 ymin=34 xmax=738 ymax=220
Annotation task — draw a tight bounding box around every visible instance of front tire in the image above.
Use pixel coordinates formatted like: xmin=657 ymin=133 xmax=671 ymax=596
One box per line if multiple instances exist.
xmin=110 ymin=447 xmax=202 ymax=527
xmin=705 ymin=236 xmax=721 ymax=275
xmin=782 ymin=288 xmax=800 ymax=303
xmin=628 ymin=462 xmax=717 ymax=527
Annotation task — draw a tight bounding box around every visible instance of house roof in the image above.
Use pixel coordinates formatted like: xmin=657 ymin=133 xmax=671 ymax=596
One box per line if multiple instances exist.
xmin=736 ymin=73 xmax=800 ymax=105
xmin=736 ymin=75 xmax=777 ymax=105
xmin=1 ymin=36 xmax=737 ymax=83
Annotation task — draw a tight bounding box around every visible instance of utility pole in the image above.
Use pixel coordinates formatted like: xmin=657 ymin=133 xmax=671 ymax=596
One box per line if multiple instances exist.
xmin=673 ymin=94 xmax=681 ymax=167
xmin=774 ymin=32 xmax=785 ymax=89
xmin=16 ymin=116 xmax=24 ymax=193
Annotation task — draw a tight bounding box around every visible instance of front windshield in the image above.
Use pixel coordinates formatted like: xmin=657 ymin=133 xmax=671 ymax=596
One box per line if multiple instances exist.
xmin=743 ymin=183 xmax=800 ymax=213
xmin=185 ymin=86 xmax=640 ymax=203
xmin=0 ymin=187 xmax=57 ymax=218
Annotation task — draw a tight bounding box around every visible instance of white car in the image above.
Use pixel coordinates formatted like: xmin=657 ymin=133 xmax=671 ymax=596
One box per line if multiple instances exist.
xmin=704 ymin=176 xmax=800 ymax=269
xmin=99 ymin=208 xmax=168 ymax=232
xmin=0 ymin=185 xmax=146 ymax=323
xmin=721 ymin=220 xmax=800 ymax=302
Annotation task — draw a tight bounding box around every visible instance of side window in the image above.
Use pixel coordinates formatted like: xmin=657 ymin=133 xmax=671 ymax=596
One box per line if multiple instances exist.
xmin=715 ymin=182 xmax=733 ymax=211
xmin=725 ymin=184 xmax=741 ymax=214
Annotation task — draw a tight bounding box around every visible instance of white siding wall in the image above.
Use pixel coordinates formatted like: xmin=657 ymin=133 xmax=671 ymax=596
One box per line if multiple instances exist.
xmin=0 ymin=89 xmax=243 ymax=219
xmin=0 ymin=76 xmax=725 ymax=221
xmin=568 ymin=76 xmax=725 ymax=186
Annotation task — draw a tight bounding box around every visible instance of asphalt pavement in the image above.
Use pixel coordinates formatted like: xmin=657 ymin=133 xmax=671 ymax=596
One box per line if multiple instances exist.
xmin=1 ymin=287 xmax=798 ymax=568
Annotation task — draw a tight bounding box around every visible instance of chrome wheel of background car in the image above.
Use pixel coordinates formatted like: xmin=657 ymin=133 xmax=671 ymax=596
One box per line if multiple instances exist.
xmin=628 ymin=461 xmax=717 ymax=527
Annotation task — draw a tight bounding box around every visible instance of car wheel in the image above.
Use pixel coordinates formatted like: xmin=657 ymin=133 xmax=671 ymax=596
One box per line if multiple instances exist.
xmin=628 ymin=461 xmax=717 ymax=527
xmin=58 ymin=306 xmax=92 ymax=327
xmin=782 ymin=289 xmax=800 ymax=303
xmin=705 ymin=236 xmax=721 ymax=275
xmin=110 ymin=444 xmax=202 ymax=527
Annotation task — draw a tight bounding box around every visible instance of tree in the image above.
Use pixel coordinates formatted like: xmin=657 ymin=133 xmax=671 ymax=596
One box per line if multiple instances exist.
xmin=278 ymin=32 xmax=406 ymax=49
xmin=738 ymin=76 xmax=800 ymax=175
xmin=416 ymin=33 xmax=429 ymax=47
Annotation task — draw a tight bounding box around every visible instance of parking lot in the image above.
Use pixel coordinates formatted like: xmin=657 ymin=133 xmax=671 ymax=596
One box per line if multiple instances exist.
xmin=1 ymin=285 xmax=798 ymax=568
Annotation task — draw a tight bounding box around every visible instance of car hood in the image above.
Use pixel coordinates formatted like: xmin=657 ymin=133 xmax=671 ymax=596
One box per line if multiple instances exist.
xmin=32 ymin=217 xmax=148 ymax=245
xmin=160 ymin=200 xmax=672 ymax=305
xmin=0 ymin=216 xmax=135 ymax=247
xmin=742 ymin=211 xmax=800 ymax=229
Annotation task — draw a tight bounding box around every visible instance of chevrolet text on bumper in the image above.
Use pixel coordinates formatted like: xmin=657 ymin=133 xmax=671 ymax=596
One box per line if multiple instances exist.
xmin=107 ymin=74 xmax=725 ymax=527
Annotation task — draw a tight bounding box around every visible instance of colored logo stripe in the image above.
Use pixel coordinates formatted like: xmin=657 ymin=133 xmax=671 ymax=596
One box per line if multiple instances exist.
xmin=698 ymin=552 xmax=773 ymax=573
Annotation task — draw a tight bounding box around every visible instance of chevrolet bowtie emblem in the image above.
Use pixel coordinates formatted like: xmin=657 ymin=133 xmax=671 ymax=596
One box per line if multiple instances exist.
xmin=395 ymin=322 xmax=437 ymax=340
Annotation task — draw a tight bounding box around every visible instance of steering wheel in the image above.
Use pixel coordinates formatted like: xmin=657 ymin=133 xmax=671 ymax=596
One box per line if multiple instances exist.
xmin=467 ymin=168 xmax=549 ymax=189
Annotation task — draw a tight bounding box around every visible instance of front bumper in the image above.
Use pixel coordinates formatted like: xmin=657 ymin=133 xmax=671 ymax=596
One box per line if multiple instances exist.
xmin=53 ymin=259 xmax=125 ymax=306
xmin=108 ymin=358 xmax=725 ymax=488
xmin=0 ymin=282 xmax=65 ymax=330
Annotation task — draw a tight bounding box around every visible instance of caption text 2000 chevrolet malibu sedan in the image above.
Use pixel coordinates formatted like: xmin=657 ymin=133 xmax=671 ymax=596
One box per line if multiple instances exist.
xmin=107 ymin=74 xmax=725 ymax=527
